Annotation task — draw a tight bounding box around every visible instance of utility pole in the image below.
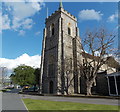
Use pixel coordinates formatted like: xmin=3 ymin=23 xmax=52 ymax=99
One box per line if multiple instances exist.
xmin=1 ymin=67 xmax=7 ymax=89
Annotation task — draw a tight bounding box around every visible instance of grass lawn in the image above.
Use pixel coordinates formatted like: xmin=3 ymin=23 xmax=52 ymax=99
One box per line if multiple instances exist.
xmin=0 ymin=89 xmax=11 ymax=92
xmin=23 ymin=98 xmax=119 ymax=110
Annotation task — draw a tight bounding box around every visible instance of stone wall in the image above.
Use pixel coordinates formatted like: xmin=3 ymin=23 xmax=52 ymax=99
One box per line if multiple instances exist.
xmin=41 ymin=6 xmax=112 ymax=96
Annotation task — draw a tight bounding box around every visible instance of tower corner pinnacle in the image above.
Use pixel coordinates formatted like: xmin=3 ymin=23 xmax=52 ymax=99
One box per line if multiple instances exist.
xmin=59 ymin=0 xmax=63 ymax=9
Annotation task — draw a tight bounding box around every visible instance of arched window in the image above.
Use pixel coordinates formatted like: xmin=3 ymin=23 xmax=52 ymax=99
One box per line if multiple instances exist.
xmin=49 ymin=81 xmax=54 ymax=94
xmin=68 ymin=27 xmax=71 ymax=35
xmin=52 ymin=24 xmax=54 ymax=36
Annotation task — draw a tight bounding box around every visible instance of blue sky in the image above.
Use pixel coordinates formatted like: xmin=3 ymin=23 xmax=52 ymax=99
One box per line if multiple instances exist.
xmin=0 ymin=1 xmax=119 ymax=72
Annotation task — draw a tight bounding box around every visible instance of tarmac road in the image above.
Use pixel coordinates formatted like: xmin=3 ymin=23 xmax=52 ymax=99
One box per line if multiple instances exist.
xmin=2 ymin=89 xmax=119 ymax=111
xmin=21 ymin=94 xmax=119 ymax=106
xmin=2 ymin=89 xmax=28 ymax=111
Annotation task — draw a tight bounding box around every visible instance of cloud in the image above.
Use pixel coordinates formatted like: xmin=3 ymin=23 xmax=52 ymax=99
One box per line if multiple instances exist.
xmin=35 ymin=31 xmax=41 ymax=36
xmin=18 ymin=30 xmax=25 ymax=36
xmin=12 ymin=18 xmax=34 ymax=30
xmin=4 ymin=2 xmax=43 ymax=20
xmin=113 ymin=25 xmax=120 ymax=31
xmin=107 ymin=12 xmax=118 ymax=22
xmin=2 ymin=1 xmax=45 ymax=34
xmin=22 ymin=18 xmax=34 ymax=29
xmin=2 ymin=0 xmax=44 ymax=3
xmin=11 ymin=17 xmax=21 ymax=30
xmin=0 ymin=12 xmax=10 ymax=33
xmin=0 ymin=53 xmax=41 ymax=76
xmin=2 ymin=14 xmax=11 ymax=30
xmin=78 ymin=9 xmax=103 ymax=21
xmin=0 ymin=12 xmax=2 ymax=33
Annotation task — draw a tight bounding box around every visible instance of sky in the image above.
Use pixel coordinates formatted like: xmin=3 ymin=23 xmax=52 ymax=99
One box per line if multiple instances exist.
xmin=0 ymin=1 xmax=119 ymax=76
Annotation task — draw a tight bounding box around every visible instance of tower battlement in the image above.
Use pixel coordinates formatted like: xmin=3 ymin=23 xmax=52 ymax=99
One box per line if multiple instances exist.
xmin=46 ymin=7 xmax=77 ymax=23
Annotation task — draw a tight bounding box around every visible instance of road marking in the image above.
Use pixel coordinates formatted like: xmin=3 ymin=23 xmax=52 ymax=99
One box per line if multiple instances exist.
xmin=19 ymin=94 xmax=29 ymax=112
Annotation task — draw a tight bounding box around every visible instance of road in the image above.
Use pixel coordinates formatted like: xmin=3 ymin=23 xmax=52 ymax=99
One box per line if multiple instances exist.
xmin=2 ymin=89 xmax=119 ymax=111
xmin=2 ymin=89 xmax=28 ymax=111
xmin=21 ymin=94 xmax=119 ymax=106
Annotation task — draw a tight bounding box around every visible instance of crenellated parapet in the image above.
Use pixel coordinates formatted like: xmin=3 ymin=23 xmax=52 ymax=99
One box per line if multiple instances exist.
xmin=46 ymin=7 xmax=77 ymax=23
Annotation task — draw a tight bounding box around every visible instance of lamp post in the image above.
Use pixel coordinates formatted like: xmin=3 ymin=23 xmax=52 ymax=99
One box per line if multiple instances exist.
xmin=1 ymin=67 xmax=7 ymax=89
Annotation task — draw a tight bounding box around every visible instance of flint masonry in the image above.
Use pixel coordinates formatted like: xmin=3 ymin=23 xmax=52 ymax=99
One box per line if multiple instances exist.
xmin=40 ymin=3 xmax=83 ymax=95
xmin=40 ymin=2 xmax=118 ymax=95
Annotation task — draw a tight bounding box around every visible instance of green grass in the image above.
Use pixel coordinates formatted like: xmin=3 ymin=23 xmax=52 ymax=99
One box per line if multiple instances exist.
xmin=0 ymin=89 xmax=11 ymax=92
xmin=23 ymin=98 xmax=119 ymax=110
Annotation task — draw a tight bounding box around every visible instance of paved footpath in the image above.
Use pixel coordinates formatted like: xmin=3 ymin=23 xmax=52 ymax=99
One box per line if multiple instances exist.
xmin=0 ymin=92 xmax=2 ymax=112
xmin=2 ymin=89 xmax=28 ymax=111
xmin=21 ymin=94 xmax=119 ymax=106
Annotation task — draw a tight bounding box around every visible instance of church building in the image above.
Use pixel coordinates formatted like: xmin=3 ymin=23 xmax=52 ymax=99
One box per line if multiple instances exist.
xmin=40 ymin=2 xmax=119 ymax=95
xmin=40 ymin=2 xmax=82 ymax=95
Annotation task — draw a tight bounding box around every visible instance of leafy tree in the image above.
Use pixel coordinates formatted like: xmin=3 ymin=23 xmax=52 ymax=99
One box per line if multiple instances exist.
xmin=10 ymin=73 xmax=17 ymax=84
xmin=33 ymin=68 xmax=40 ymax=91
xmin=11 ymin=65 xmax=35 ymax=87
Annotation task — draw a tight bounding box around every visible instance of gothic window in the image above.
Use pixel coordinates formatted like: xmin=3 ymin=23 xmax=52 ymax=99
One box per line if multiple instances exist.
xmin=52 ymin=24 xmax=54 ymax=36
xmin=68 ymin=27 xmax=71 ymax=35
xmin=49 ymin=81 xmax=54 ymax=94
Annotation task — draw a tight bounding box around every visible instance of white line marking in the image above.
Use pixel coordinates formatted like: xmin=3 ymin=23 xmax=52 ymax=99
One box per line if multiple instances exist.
xmin=19 ymin=94 xmax=29 ymax=112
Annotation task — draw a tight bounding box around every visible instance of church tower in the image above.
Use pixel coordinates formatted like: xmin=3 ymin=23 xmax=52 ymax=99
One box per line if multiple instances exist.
xmin=40 ymin=2 xmax=82 ymax=95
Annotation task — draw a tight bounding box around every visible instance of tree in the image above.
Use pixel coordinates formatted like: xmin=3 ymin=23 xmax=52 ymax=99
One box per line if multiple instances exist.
xmin=80 ymin=28 xmax=116 ymax=96
xmin=34 ymin=68 xmax=40 ymax=91
xmin=57 ymin=58 xmax=74 ymax=95
xmin=10 ymin=73 xmax=17 ymax=84
xmin=11 ymin=65 xmax=35 ymax=87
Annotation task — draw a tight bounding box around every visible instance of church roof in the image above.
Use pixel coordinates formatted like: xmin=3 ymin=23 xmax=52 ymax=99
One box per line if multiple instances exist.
xmin=107 ymin=72 xmax=120 ymax=76
xmin=82 ymin=52 xmax=120 ymax=69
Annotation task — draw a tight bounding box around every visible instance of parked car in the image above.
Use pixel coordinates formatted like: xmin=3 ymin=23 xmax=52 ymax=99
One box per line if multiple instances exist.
xmin=22 ymin=85 xmax=30 ymax=92
xmin=5 ymin=85 xmax=14 ymax=89
xmin=16 ymin=85 xmax=21 ymax=89
xmin=28 ymin=86 xmax=39 ymax=92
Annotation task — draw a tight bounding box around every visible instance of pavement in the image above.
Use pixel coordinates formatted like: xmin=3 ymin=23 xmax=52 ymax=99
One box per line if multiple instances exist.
xmin=21 ymin=94 xmax=119 ymax=106
xmin=1 ymin=88 xmax=119 ymax=111
xmin=0 ymin=92 xmax=2 ymax=112
xmin=2 ymin=89 xmax=28 ymax=111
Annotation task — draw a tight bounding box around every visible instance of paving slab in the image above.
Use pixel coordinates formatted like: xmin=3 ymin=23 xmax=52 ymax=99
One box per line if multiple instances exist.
xmin=2 ymin=89 xmax=28 ymax=111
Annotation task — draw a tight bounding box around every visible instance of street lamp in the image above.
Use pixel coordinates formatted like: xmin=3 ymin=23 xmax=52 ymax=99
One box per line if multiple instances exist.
xmin=1 ymin=67 xmax=7 ymax=89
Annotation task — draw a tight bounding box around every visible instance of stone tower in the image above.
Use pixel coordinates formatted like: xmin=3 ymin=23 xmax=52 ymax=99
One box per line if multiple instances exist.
xmin=40 ymin=2 xmax=82 ymax=95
